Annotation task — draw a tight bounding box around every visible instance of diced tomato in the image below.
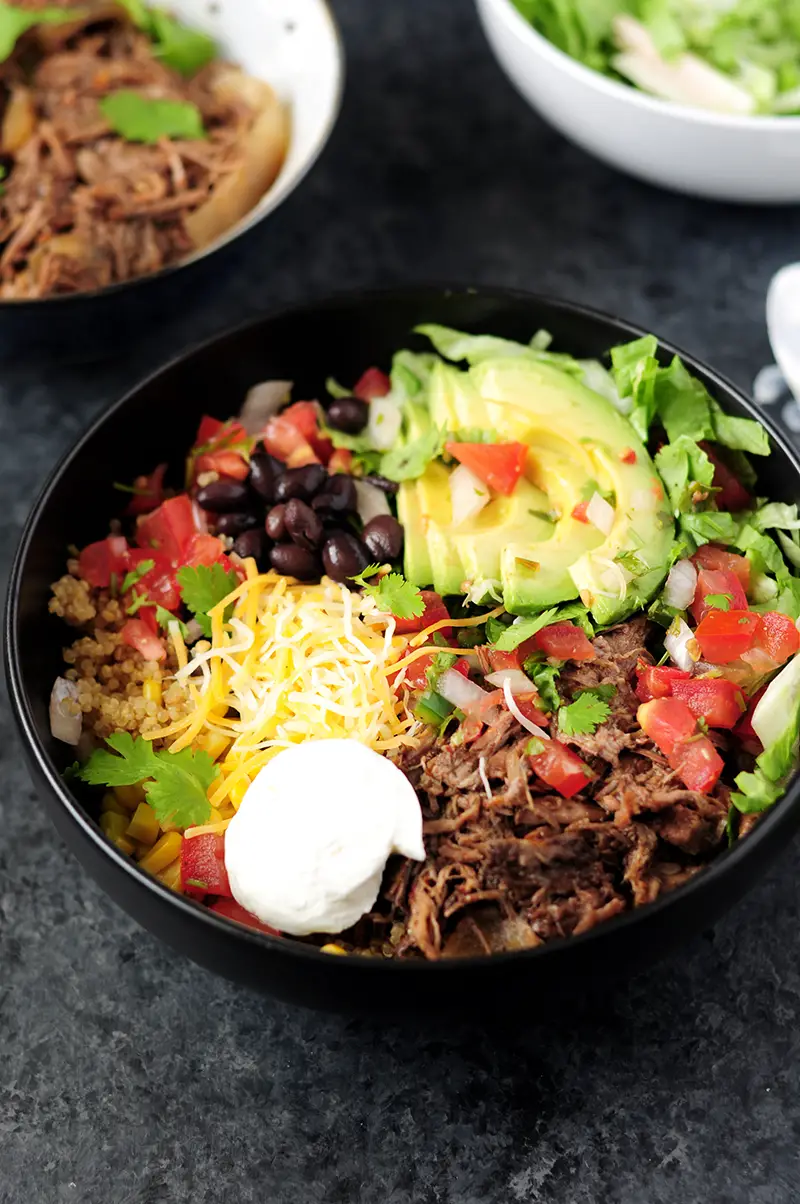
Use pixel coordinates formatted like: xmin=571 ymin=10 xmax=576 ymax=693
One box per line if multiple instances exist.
xmin=571 ymin=500 xmax=590 ymax=523
xmin=262 ymin=415 xmax=319 ymax=466
xmin=694 ymin=610 xmax=761 ymax=665
xmin=328 ymin=448 xmax=353 ymax=475
xmin=514 ymin=694 xmax=548 ymax=725
xmin=671 ymin=677 xmax=745 ymax=729
xmin=754 ymin=611 xmax=800 ymax=666
xmin=183 ymin=532 xmax=228 ymax=569
xmin=209 ymin=897 xmax=279 ymax=935
xmin=453 ymin=658 xmax=471 ymax=677
xmin=125 ymin=548 xmax=182 ymax=610
xmin=619 ymin=447 xmax=637 ymax=465
xmin=690 ymin=568 xmax=748 ymax=624
xmin=125 ymin=463 xmax=167 ymax=517
xmin=77 ymin=534 xmax=129 ymax=588
xmin=195 ymin=415 xmax=225 ymax=446
xmin=180 ymin=833 xmax=232 ymax=900
xmin=637 ymin=697 xmax=697 ymax=758
xmin=136 ymin=495 xmax=200 ymax=563
xmin=482 ymin=648 xmax=522 ymax=673
xmin=194 ymin=416 xmax=247 ymax=450
xmin=529 ymin=622 xmax=595 ymax=662
xmin=353 ymin=367 xmax=391 ymax=400
xmin=691 ymin=544 xmax=750 ymax=591
xmin=699 ymin=442 xmax=752 ymax=512
xmin=120 ymin=618 xmax=165 ymax=662
xmin=444 ymin=442 xmax=528 ymax=497
xmin=401 ymin=652 xmax=437 ymax=692
xmin=195 ymin=450 xmax=250 ymax=481
xmin=670 ymin=736 xmax=725 ymax=794
xmin=280 ymin=401 xmax=319 ymax=441
xmin=635 ymin=664 xmax=691 ymax=703
xmin=393 ymin=591 xmax=451 ymax=638
xmin=529 ymin=739 xmax=592 ymax=799
xmin=733 ymin=686 xmax=766 ymax=752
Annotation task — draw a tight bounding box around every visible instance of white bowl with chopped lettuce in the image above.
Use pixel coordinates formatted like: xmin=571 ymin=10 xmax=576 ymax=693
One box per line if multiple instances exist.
xmin=475 ymin=0 xmax=800 ymax=202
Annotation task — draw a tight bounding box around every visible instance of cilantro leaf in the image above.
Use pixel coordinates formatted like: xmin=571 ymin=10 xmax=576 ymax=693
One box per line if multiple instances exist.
xmin=177 ymin=563 xmax=239 ymax=637
xmin=0 ymin=2 xmax=83 ymax=62
xmin=426 ymin=650 xmax=457 ymax=690
xmin=149 ymin=8 xmax=216 ymax=76
xmin=558 ymin=691 xmax=611 ymax=737
xmin=576 ymin=683 xmax=616 ymax=702
xmin=493 ymin=608 xmax=559 ymax=652
xmin=121 ymin=559 xmax=155 ymax=594
xmin=526 ymin=661 xmax=561 ymax=712
xmin=704 ymin=593 xmax=731 ymax=611
xmin=350 ymin=568 xmax=425 ymax=620
xmin=100 ymin=91 xmax=205 ymax=144
xmin=380 ymin=427 xmax=445 ymax=483
xmin=79 ymin=733 xmax=216 ymax=828
xmin=126 ymin=591 xmax=155 ymax=616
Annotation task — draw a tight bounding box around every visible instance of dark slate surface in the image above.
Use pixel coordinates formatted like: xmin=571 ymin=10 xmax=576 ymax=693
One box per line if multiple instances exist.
xmin=4 ymin=1 xmax=800 ymax=1200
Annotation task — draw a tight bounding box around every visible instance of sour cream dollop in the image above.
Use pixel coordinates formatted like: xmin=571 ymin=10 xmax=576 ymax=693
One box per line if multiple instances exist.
xmin=224 ymin=739 xmax=425 ymax=936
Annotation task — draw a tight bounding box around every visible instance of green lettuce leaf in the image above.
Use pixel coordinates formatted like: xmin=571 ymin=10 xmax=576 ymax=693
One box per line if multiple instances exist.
xmin=655 ymin=436 xmax=714 ymax=514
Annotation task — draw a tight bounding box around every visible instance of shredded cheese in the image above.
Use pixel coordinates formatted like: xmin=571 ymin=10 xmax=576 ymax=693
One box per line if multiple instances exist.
xmin=146 ymin=572 xmax=431 ymax=811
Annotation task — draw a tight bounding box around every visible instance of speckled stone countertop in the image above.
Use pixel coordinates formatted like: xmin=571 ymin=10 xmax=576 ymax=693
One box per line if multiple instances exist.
xmin=4 ymin=2 xmax=800 ymax=1201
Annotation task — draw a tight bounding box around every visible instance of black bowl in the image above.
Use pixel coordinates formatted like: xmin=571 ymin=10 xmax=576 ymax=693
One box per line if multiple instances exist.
xmin=7 ymin=285 xmax=800 ymax=1014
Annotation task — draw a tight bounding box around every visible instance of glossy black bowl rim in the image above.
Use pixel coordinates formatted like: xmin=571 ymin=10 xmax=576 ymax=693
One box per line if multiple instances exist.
xmin=0 ymin=0 xmax=345 ymax=313
xmin=8 ymin=283 xmax=800 ymax=975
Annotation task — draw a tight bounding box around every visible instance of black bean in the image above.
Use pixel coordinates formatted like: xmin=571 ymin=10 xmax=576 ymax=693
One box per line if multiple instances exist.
xmin=270 ymin=543 xmax=321 ymax=581
xmin=283 ymin=498 xmax=324 ymax=551
xmin=311 ymin=473 xmax=357 ymax=514
xmin=195 ymin=478 xmax=250 ymax=513
xmin=233 ymin=528 xmax=269 ymax=566
xmin=327 ymin=396 xmax=369 ymax=435
xmin=322 ymin=532 xmax=370 ymax=583
xmin=215 ymin=511 xmax=261 ymax=538
xmin=274 ymin=464 xmax=327 ymax=502
xmin=265 ymin=503 xmax=287 ymax=541
xmin=248 ymin=452 xmax=283 ymax=502
xmin=360 ymin=474 xmax=399 ymax=495
xmin=362 ymin=515 xmax=404 ymax=562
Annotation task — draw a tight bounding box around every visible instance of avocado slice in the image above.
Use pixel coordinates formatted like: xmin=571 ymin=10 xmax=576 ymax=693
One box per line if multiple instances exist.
xmin=472 ymin=357 xmax=674 ymax=623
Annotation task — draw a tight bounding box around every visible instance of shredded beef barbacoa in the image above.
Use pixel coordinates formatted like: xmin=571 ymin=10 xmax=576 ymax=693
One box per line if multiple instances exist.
xmin=342 ymin=618 xmax=735 ymax=960
xmin=0 ymin=1 xmax=285 ymax=297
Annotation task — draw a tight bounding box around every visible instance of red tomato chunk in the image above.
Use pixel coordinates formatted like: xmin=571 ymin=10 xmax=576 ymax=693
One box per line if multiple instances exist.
xmin=671 ymin=736 xmax=725 ymax=794
xmin=353 ymin=367 xmax=391 ymax=400
xmin=754 ymin=611 xmax=800 ymax=666
xmin=393 ymin=591 xmax=451 ymax=638
xmin=637 ymin=698 xmax=696 ymax=758
xmin=181 ymin=833 xmax=232 ymax=899
xmin=670 ymin=677 xmax=745 ymax=729
xmin=120 ymin=618 xmax=165 ymax=662
xmin=698 ymin=443 xmax=752 ymax=512
xmin=209 ymin=897 xmax=279 ymax=935
xmin=694 ymin=610 xmax=761 ymax=665
xmin=691 ymin=543 xmax=750 ymax=590
xmin=635 ymin=664 xmax=690 ymax=703
xmin=690 ymin=568 xmax=748 ymax=625
xmin=528 ymin=740 xmax=592 ymax=798
xmin=530 ymin=622 xmax=595 ymax=662
xmin=444 ymin=442 xmax=528 ymax=496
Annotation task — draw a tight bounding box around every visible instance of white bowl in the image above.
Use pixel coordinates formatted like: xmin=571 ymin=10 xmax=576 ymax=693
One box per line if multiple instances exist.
xmin=137 ymin=0 xmax=342 ymax=269
xmin=475 ymin=0 xmax=800 ymax=204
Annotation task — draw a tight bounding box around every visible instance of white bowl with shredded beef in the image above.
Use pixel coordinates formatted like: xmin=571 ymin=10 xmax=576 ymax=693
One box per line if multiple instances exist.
xmin=0 ymin=0 xmax=343 ymax=300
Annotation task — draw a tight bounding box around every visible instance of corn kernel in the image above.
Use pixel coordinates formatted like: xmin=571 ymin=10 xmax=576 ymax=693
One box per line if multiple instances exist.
xmin=114 ymin=836 xmax=135 ymax=856
xmin=156 ymin=859 xmax=183 ymax=892
xmin=101 ymin=791 xmax=127 ymax=817
xmin=126 ymin=802 xmax=160 ymax=846
xmin=196 ymin=731 xmax=230 ymax=761
xmin=114 ymin=784 xmax=145 ymax=811
xmin=143 ymin=679 xmax=162 ymax=705
xmin=100 ymin=812 xmax=129 ymax=843
xmin=138 ymin=831 xmax=183 ymax=875
xmin=230 ymin=779 xmax=249 ymax=808
xmin=320 ymin=943 xmax=348 ymax=956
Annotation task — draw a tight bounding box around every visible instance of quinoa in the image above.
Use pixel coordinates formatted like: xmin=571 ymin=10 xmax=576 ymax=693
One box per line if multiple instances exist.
xmin=49 ymin=571 xmax=190 ymax=743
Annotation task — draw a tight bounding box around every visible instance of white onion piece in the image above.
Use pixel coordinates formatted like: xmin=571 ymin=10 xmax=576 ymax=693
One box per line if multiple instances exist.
xmin=191 ymin=500 xmax=209 ymax=534
xmin=664 ymin=559 xmax=697 ymax=610
xmin=354 ymin=479 xmax=391 ymax=526
xmin=502 ymin=677 xmax=550 ymax=740
xmin=450 ymin=463 xmax=490 ymax=527
xmin=665 ymin=618 xmax=698 ymax=672
xmin=184 ymin=618 xmax=205 ymax=644
xmin=368 ymin=399 xmax=402 ymax=451
xmin=239 ymin=380 xmax=293 ymax=434
xmin=437 ymin=668 xmax=488 ymax=711
xmin=586 ymin=491 xmax=615 ymax=536
xmin=485 ymin=669 xmax=536 ymax=695
xmin=50 ymin=677 xmax=81 ymax=745
xmin=478 ymin=755 xmax=492 ymax=801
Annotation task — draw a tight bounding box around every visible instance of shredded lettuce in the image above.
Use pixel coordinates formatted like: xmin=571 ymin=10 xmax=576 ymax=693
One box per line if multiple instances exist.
xmin=415 ymin=324 xmax=584 ymax=375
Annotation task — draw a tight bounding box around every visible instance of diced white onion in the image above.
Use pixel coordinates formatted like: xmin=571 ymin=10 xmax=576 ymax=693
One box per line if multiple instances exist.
xmin=437 ymin=668 xmax=488 ymax=710
xmin=478 ymin=755 xmax=492 ymax=801
xmin=354 ymin=479 xmax=391 ymax=526
xmin=450 ymin=463 xmax=490 ymax=527
xmin=485 ymin=669 xmax=536 ymax=695
xmin=664 ymin=559 xmax=697 ymax=610
xmin=502 ymin=677 xmax=550 ymax=740
xmin=586 ymin=490 xmax=615 ymax=536
xmin=184 ymin=618 xmax=204 ymax=644
xmin=50 ymin=677 xmax=82 ymax=745
xmin=665 ymin=618 xmax=698 ymax=672
xmin=191 ymin=500 xmax=209 ymax=533
xmin=593 ymin=555 xmax=630 ymax=600
xmin=368 ymin=399 xmax=402 ymax=451
xmin=238 ymin=380 xmax=293 ymax=433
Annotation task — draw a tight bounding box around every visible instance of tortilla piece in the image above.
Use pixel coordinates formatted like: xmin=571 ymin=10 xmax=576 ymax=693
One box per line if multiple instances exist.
xmin=185 ymin=68 xmax=289 ymax=249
